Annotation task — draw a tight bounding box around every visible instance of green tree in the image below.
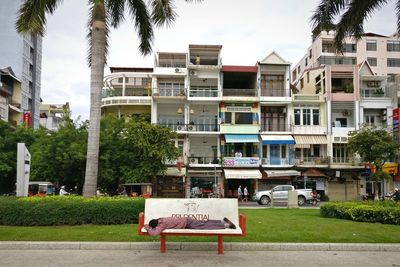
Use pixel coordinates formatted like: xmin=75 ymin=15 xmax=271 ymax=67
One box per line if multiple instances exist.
xmin=0 ymin=121 xmax=37 ymax=194
xmin=311 ymin=0 xmax=398 ymax=52
xmin=348 ymin=126 xmax=400 ymax=197
xmin=98 ymin=115 xmax=179 ymax=193
xmin=16 ymin=0 xmax=200 ymax=197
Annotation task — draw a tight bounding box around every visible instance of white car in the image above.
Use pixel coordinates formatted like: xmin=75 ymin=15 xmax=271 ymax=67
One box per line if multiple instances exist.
xmin=253 ymin=185 xmax=313 ymax=206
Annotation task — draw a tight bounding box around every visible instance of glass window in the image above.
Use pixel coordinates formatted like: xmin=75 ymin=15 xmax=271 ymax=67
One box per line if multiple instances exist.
xmin=274 ymin=186 xmax=283 ymax=192
xmin=225 ymin=112 xmax=232 ymax=124
xmin=387 ymin=58 xmax=400 ymax=67
xmin=387 ymin=41 xmax=400 ymax=51
xmin=366 ymin=40 xmax=377 ymax=51
xmin=303 ymin=109 xmax=311 ymax=125
xmin=294 ymin=109 xmax=301 ymax=125
xmin=235 ymin=112 xmax=253 ymax=124
xmin=312 ymin=109 xmax=320 ymax=125
xmin=343 ymin=43 xmax=357 ymax=53
xmin=367 ymin=57 xmax=377 ymax=66
xmin=281 ymin=145 xmax=286 ymax=158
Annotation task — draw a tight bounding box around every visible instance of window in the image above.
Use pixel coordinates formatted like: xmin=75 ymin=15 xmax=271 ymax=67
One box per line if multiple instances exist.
xmin=343 ymin=43 xmax=357 ymax=53
xmin=387 ymin=41 xmax=400 ymax=51
xmin=305 ymin=58 xmax=308 ymax=66
xmin=307 ymin=72 xmax=310 ymax=83
xmin=294 ymin=109 xmax=301 ymax=125
xmin=309 ymin=49 xmax=312 ymax=59
xmin=300 ymin=78 xmax=304 ymax=89
xmin=302 ymin=109 xmax=311 ymax=125
xmin=333 ymin=143 xmax=348 ymax=163
xmin=281 ymin=146 xmax=286 ymax=158
xmin=387 ymin=58 xmax=400 ymax=67
xmin=225 ymin=112 xmax=232 ymax=124
xmin=366 ymin=40 xmax=377 ymax=51
xmin=297 ymin=66 xmax=301 ymax=74
xmin=235 ymin=113 xmax=253 ymax=124
xmin=367 ymin=57 xmax=377 ymax=66
xmin=313 ymin=109 xmax=320 ymax=125
xmin=294 ymin=107 xmax=320 ymax=126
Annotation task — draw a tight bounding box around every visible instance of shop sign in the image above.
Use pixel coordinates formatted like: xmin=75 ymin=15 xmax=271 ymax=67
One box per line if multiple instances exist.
xmin=224 ymin=157 xmax=260 ymax=167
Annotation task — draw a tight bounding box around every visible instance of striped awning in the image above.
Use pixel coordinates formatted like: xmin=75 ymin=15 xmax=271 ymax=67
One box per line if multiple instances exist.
xmin=261 ymin=135 xmax=295 ymax=145
xmin=224 ymin=169 xmax=262 ymax=179
xmin=294 ymin=135 xmax=327 ymax=148
xmin=224 ymin=134 xmax=259 ymax=143
xmin=264 ymin=170 xmax=301 ymax=178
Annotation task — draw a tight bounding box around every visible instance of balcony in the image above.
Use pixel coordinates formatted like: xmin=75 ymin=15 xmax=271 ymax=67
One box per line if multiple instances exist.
xmin=260 ymin=88 xmax=290 ymax=97
xmin=223 ymin=88 xmax=257 ymax=97
xmin=361 ymin=88 xmax=392 ymax=99
xmin=189 ymin=86 xmax=219 ymax=98
xmin=187 ymin=123 xmax=219 ymax=132
xmin=223 ymin=157 xmax=260 ymax=167
xmin=295 ymin=156 xmax=329 ymax=166
xmin=154 ymin=87 xmax=186 ymax=97
xmin=188 ymin=156 xmax=220 ymax=165
xmin=261 ymin=123 xmax=291 ymax=132
xmin=101 ymin=96 xmax=151 ymax=107
xmin=262 ymin=157 xmax=294 ymax=166
xmin=292 ymin=125 xmax=327 ymax=135
xmin=292 ymin=94 xmax=324 ymax=102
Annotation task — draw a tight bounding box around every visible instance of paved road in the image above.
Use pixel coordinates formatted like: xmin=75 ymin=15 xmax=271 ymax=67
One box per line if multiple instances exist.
xmin=238 ymin=200 xmax=321 ymax=209
xmin=1 ymin=249 xmax=400 ymax=267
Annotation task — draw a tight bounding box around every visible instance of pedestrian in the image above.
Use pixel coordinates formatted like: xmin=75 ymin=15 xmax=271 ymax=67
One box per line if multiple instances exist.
xmin=237 ymin=185 xmax=242 ymax=201
xmin=59 ymin=186 xmax=69 ymax=196
xmin=144 ymin=216 xmax=236 ymax=236
xmin=243 ymin=186 xmax=249 ymax=202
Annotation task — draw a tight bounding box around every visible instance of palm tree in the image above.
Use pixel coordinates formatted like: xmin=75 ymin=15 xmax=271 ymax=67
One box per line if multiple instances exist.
xmin=16 ymin=0 xmax=199 ymax=197
xmin=311 ymin=0 xmax=398 ymax=52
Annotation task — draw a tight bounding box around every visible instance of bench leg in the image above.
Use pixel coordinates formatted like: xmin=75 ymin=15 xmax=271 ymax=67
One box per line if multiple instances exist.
xmin=217 ymin=236 xmax=223 ymax=254
xmin=160 ymin=235 xmax=166 ymax=253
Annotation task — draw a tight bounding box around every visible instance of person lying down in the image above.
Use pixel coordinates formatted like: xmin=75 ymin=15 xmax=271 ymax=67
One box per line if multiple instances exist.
xmin=144 ymin=216 xmax=236 ymax=236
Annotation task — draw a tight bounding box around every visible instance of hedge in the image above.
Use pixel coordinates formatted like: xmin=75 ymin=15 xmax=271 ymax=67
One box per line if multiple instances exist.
xmin=320 ymin=201 xmax=400 ymax=225
xmin=0 ymin=196 xmax=145 ymax=226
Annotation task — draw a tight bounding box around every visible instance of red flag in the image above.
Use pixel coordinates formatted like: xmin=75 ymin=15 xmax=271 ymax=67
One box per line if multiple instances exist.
xmin=177 ymin=161 xmax=181 ymax=172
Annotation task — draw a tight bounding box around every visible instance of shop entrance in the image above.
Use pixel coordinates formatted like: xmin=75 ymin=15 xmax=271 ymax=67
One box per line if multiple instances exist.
xmin=226 ymin=179 xmax=254 ymax=198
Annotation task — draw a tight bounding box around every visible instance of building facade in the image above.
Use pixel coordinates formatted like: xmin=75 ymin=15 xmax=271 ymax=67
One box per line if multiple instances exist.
xmin=0 ymin=0 xmax=42 ymax=128
xmin=0 ymin=67 xmax=22 ymax=128
xmin=102 ymin=42 xmax=399 ymax=200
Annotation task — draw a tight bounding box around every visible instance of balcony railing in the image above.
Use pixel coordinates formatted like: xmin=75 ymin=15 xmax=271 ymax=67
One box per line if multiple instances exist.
xmin=262 ymin=157 xmax=294 ymax=165
xmin=157 ymin=123 xmax=219 ymax=132
xmin=223 ymin=157 xmax=260 ymax=167
xmin=156 ymin=88 xmax=186 ymax=97
xmin=260 ymin=123 xmax=291 ymax=132
xmin=188 ymin=157 xmax=220 ymax=165
xmin=223 ymin=88 xmax=257 ymax=97
xmin=292 ymin=125 xmax=327 ymax=134
xmin=189 ymin=86 xmax=218 ymax=97
xmin=361 ymin=88 xmax=391 ymax=98
xmin=295 ymin=157 xmax=329 ymax=166
xmin=260 ymin=88 xmax=290 ymax=97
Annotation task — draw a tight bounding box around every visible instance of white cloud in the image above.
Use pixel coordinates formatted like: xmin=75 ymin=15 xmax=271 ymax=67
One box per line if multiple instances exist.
xmin=41 ymin=0 xmax=396 ymax=120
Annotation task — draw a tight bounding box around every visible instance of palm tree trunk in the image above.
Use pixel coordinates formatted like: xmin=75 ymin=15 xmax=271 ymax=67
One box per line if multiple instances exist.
xmin=83 ymin=3 xmax=106 ymax=197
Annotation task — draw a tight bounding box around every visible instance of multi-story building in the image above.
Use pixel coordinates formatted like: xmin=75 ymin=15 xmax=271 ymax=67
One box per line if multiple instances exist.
xmin=293 ymin=30 xmax=400 ymax=200
xmin=39 ymin=102 xmax=70 ymax=131
xmin=0 ymin=0 xmax=42 ymax=129
xmin=0 ymin=67 xmax=22 ymax=128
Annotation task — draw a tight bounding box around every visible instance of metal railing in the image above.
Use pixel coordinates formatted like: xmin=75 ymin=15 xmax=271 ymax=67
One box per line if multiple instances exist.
xmin=295 ymin=157 xmax=329 ymax=165
xmin=262 ymin=158 xmax=294 ymax=165
xmin=261 ymin=123 xmax=291 ymax=132
xmin=189 ymin=86 xmax=218 ymax=97
xmin=260 ymin=88 xmax=290 ymax=97
xmin=157 ymin=123 xmax=219 ymax=132
xmin=223 ymin=88 xmax=257 ymax=96
xmin=156 ymin=88 xmax=186 ymax=97
xmin=361 ymin=88 xmax=391 ymax=98
xmin=188 ymin=157 xmax=220 ymax=164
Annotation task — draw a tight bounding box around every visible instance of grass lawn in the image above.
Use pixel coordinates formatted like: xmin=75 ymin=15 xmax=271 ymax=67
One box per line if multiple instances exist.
xmin=0 ymin=209 xmax=399 ymax=243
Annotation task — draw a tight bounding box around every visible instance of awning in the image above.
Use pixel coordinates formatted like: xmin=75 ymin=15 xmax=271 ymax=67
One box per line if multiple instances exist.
xmin=294 ymin=135 xmax=327 ymax=148
xmin=261 ymin=135 xmax=295 ymax=145
xmin=302 ymin=168 xmax=328 ymax=178
xmin=224 ymin=169 xmax=262 ymax=179
xmin=225 ymin=134 xmax=259 ymax=143
xmin=264 ymin=170 xmax=301 ymax=178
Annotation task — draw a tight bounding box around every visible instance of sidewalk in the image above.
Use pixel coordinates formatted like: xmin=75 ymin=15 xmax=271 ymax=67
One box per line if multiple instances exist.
xmin=1 ymin=241 xmax=399 ymax=252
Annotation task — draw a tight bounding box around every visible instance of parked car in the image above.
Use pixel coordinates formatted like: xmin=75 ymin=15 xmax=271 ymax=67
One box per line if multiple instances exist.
xmin=253 ymin=185 xmax=313 ymax=206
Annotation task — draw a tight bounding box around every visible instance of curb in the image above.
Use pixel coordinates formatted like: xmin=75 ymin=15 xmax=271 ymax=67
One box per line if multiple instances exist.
xmin=0 ymin=242 xmax=399 ymax=252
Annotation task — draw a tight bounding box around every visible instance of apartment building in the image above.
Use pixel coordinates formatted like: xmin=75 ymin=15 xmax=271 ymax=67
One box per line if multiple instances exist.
xmin=0 ymin=0 xmax=43 ymax=129
xmin=39 ymin=102 xmax=70 ymax=131
xmin=0 ymin=67 xmax=22 ymax=128
xmin=293 ymin=30 xmax=400 ymax=200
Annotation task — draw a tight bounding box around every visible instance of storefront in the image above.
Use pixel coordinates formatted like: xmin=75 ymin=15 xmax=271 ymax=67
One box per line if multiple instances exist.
xmin=260 ymin=170 xmax=301 ymax=191
xmin=156 ymin=167 xmax=186 ymax=198
xmin=224 ymin=169 xmax=262 ymax=197
xmin=187 ymin=169 xmax=223 ymax=198
xmin=294 ymin=168 xmax=328 ymax=197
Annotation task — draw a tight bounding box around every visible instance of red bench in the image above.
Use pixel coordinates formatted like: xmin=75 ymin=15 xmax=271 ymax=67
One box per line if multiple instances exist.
xmin=137 ymin=198 xmax=246 ymax=254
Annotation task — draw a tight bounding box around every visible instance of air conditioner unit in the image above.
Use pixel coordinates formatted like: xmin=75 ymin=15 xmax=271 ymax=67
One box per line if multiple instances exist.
xmin=189 ymin=70 xmax=198 ymax=76
xmin=188 ymin=125 xmax=196 ymax=131
xmin=176 ymin=125 xmax=184 ymax=131
xmin=342 ymin=110 xmax=350 ymax=116
xmin=190 ymin=158 xmax=199 ymax=164
xmin=174 ymin=68 xmax=181 ymax=73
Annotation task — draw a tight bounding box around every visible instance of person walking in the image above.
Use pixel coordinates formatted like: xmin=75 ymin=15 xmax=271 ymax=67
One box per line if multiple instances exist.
xmin=59 ymin=186 xmax=69 ymax=196
xmin=237 ymin=185 xmax=243 ymax=201
xmin=243 ymin=186 xmax=249 ymax=202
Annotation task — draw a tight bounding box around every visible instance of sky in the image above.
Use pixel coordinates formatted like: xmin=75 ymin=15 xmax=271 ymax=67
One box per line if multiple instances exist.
xmin=40 ymin=0 xmax=397 ymax=121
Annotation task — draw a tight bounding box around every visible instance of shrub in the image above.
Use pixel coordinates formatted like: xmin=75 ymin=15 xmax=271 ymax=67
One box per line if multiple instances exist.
xmin=320 ymin=201 xmax=400 ymax=225
xmin=0 ymin=196 xmax=145 ymax=226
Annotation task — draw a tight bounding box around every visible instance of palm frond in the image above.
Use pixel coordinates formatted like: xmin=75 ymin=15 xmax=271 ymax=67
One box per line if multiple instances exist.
xmin=310 ymin=0 xmax=348 ymax=31
xmin=126 ymin=0 xmax=153 ymax=55
xmin=87 ymin=1 xmax=109 ymax=67
xmin=105 ymin=0 xmax=125 ymax=28
xmin=16 ymin=0 xmax=64 ymax=35
xmin=334 ymin=0 xmax=388 ymax=52
xmin=396 ymin=0 xmax=400 ymax=35
xmin=148 ymin=0 xmax=177 ymax=28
